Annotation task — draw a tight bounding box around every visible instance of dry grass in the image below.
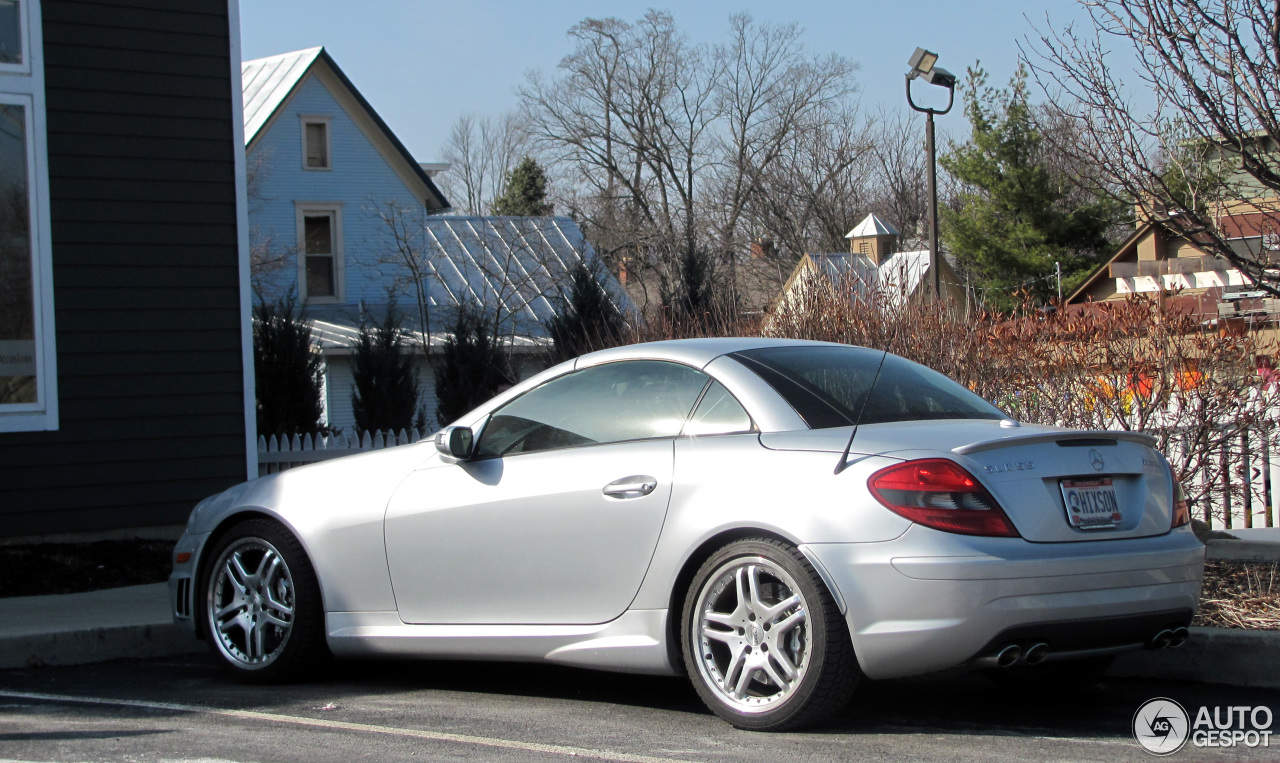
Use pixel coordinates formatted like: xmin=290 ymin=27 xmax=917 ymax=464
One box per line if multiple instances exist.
xmin=1194 ymin=561 xmax=1280 ymax=630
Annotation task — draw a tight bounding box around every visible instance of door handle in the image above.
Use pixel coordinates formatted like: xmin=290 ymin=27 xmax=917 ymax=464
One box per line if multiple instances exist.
xmin=603 ymin=475 xmax=658 ymax=498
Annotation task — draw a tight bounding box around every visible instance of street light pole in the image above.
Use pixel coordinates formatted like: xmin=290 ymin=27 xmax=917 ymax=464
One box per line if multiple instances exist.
xmin=926 ymin=110 xmax=939 ymax=300
xmin=905 ymin=48 xmax=956 ymax=302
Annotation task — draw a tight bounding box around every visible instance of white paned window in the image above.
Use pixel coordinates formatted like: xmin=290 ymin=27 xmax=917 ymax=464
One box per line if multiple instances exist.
xmin=0 ymin=1 xmax=27 ymax=74
xmin=300 ymin=116 xmax=331 ymax=170
xmin=0 ymin=0 xmax=55 ymax=432
xmin=296 ymin=204 xmax=343 ymax=303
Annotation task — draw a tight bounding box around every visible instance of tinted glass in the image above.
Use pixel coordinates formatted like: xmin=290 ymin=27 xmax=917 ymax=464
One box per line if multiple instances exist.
xmin=731 ymin=346 xmax=1005 ymax=429
xmin=683 ymin=380 xmax=753 ymax=436
xmin=475 ymin=360 xmax=708 ymax=457
xmin=0 ymin=102 xmax=35 ymax=404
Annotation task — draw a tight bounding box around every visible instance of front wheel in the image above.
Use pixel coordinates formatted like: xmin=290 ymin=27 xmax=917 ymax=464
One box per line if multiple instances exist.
xmin=201 ymin=519 xmax=327 ymax=683
xmin=681 ymin=538 xmax=859 ymax=731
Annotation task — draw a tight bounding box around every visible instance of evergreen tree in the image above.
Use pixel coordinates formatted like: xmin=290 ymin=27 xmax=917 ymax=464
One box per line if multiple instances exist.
xmin=491 ymin=156 xmax=554 ymax=216
xmin=940 ymin=66 xmax=1122 ymax=310
xmin=547 ymin=260 xmax=625 ymax=363
xmin=433 ymin=307 xmax=513 ymax=426
xmin=253 ymin=293 xmax=325 ymax=437
xmin=350 ymin=298 xmax=424 ymax=434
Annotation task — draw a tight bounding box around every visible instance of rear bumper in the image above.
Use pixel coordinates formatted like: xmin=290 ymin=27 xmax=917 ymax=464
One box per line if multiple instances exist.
xmin=802 ymin=525 xmax=1205 ymax=680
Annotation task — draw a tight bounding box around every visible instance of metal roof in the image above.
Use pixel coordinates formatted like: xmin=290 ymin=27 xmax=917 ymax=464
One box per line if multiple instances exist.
xmin=308 ymin=318 xmax=547 ymax=355
xmin=844 ymin=213 xmax=899 ymax=239
xmin=241 ymin=47 xmax=322 ymax=145
xmin=302 ymin=216 xmax=633 ymax=344
xmin=805 ymin=250 xmax=933 ymax=308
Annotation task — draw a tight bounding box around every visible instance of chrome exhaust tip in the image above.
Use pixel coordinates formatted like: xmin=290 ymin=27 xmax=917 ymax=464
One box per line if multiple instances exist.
xmin=1169 ymin=627 xmax=1190 ymax=648
xmin=1149 ymin=629 xmax=1174 ymax=650
xmin=1024 ymin=642 xmax=1050 ymax=666
xmin=995 ymin=644 xmax=1022 ymax=668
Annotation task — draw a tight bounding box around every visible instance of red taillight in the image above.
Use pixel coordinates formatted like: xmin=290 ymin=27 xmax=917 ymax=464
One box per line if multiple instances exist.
xmin=1172 ymin=480 xmax=1191 ymax=528
xmin=868 ymin=459 xmax=1019 ymax=537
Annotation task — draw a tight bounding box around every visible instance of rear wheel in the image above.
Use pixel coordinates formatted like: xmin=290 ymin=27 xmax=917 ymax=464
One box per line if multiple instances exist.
xmin=201 ymin=519 xmax=327 ymax=683
xmin=681 ymin=538 xmax=858 ymax=731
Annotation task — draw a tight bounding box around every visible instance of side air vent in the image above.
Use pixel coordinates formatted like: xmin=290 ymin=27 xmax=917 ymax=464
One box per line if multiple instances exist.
xmin=1056 ymin=438 xmax=1117 ymax=448
xmin=175 ymin=578 xmax=191 ymax=618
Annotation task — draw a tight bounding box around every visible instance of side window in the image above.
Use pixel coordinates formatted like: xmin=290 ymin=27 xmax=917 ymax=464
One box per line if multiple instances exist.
xmin=475 ymin=360 xmax=708 ymax=458
xmin=683 ymin=380 xmax=754 ymax=437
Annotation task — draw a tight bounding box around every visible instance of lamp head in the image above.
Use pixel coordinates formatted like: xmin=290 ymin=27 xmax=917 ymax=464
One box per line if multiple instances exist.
xmin=908 ymin=47 xmax=939 ymax=77
xmin=924 ymin=66 xmax=957 ymax=89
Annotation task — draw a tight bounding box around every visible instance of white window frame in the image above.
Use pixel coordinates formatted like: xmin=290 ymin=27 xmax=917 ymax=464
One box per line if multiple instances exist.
xmin=0 ymin=0 xmax=55 ymax=432
xmin=295 ymin=202 xmax=344 ymax=304
xmin=299 ymin=115 xmax=332 ymax=171
xmin=0 ymin=0 xmax=30 ymax=75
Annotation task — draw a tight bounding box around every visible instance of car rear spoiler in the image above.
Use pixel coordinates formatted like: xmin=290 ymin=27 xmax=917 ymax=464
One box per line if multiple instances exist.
xmin=951 ymin=430 xmax=1158 ymax=455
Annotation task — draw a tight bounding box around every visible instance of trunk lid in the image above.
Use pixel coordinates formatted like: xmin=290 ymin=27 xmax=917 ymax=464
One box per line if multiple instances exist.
xmin=761 ymin=420 xmax=1175 ymax=542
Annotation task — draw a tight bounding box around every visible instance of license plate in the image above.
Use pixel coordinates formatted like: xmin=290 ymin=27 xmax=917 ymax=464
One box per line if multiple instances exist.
xmin=1060 ymin=477 xmax=1122 ymax=530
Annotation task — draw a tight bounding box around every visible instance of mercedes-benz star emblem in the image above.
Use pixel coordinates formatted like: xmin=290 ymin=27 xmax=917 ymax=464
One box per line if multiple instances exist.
xmin=1089 ymin=448 xmax=1105 ymax=472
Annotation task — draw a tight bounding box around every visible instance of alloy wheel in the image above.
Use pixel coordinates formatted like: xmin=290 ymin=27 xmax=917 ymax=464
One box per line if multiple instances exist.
xmin=692 ymin=556 xmax=811 ymax=713
xmin=208 ymin=537 xmax=296 ymax=668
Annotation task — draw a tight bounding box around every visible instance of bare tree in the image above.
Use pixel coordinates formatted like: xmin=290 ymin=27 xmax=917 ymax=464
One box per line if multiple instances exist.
xmin=365 ymin=198 xmax=437 ymax=352
xmin=1027 ymin=0 xmax=1280 ymax=295
xmin=245 ymin=148 xmax=296 ymax=295
xmin=520 ymin=11 xmax=861 ymax=316
xmin=436 ymin=112 xmax=531 ymax=216
xmin=711 ymin=14 xmax=858 ymax=293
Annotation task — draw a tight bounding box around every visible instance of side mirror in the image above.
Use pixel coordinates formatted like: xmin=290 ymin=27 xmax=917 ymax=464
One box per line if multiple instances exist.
xmin=434 ymin=426 xmax=475 ymax=461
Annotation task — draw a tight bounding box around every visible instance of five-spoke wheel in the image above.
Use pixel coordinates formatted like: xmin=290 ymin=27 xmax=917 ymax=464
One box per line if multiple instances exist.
xmin=201 ymin=519 xmax=326 ymax=682
xmin=682 ymin=538 xmax=858 ymax=731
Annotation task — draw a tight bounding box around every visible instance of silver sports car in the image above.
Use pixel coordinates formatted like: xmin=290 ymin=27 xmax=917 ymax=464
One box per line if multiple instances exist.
xmin=170 ymin=338 xmax=1204 ymax=731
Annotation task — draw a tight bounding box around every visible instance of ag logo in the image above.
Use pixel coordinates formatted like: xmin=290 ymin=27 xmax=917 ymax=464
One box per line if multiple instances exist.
xmin=1134 ymin=697 xmax=1190 ymax=755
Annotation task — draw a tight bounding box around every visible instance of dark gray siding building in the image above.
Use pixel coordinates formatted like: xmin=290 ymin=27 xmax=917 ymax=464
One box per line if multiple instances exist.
xmin=0 ymin=0 xmax=252 ymax=538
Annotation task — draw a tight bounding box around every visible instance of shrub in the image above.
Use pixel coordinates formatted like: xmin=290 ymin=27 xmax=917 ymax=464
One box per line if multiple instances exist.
xmin=351 ymin=298 xmax=425 ymax=435
xmin=546 ymin=261 xmax=626 ymax=363
xmin=253 ymin=293 xmax=325 ymax=438
xmin=434 ymin=307 xmax=513 ymax=426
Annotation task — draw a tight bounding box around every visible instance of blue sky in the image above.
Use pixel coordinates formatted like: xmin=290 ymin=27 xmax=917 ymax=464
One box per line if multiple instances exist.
xmin=240 ymin=1 xmax=1109 ymax=163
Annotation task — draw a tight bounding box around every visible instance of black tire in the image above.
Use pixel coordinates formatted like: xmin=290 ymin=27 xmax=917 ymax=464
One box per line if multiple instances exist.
xmin=983 ymin=655 xmax=1115 ymax=692
xmin=200 ymin=519 xmax=328 ymax=683
xmin=681 ymin=538 xmax=859 ymax=731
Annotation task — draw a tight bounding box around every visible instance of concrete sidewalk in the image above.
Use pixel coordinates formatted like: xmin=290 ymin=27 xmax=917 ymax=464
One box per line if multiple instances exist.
xmin=0 ymin=583 xmax=203 ymax=669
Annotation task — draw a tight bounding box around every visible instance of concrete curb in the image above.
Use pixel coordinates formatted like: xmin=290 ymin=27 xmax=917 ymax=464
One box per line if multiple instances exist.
xmin=0 ymin=623 xmax=204 ymax=669
xmin=0 ymin=583 xmax=204 ymax=670
xmin=1107 ymin=626 xmax=1280 ymax=690
xmin=1205 ymin=538 xmax=1280 ymax=562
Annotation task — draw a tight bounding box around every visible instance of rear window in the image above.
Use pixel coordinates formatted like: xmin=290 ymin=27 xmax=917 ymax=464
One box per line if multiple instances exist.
xmin=730 ymin=346 xmax=1006 ymax=429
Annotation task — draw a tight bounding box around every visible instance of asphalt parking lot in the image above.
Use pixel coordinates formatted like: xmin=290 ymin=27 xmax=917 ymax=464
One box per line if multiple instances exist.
xmin=0 ymin=653 xmax=1276 ymax=762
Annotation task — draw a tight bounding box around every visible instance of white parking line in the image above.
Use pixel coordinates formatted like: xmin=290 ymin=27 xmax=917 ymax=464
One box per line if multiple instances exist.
xmin=0 ymin=690 xmax=698 ymax=763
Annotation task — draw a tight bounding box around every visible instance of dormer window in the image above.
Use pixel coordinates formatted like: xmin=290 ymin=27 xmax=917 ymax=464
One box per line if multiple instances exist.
xmin=300 ymin=116 xmax=330 ymax=169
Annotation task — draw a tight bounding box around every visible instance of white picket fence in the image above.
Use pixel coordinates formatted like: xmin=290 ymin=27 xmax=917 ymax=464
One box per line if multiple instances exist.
xmin=255 ymin=422 xmax=1279 ymax=530
xmin=1164 ymin=424 xmax=1279 ymax=531
xmin=257 ymin=429 xmax=431 ymax=476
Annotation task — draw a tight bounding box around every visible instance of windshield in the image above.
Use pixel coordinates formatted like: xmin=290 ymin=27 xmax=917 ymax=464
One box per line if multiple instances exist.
xmin=730 ymin=346 xmax=1006 ymax=429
